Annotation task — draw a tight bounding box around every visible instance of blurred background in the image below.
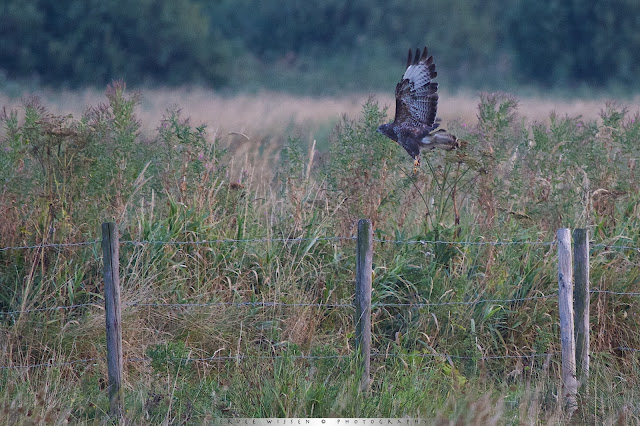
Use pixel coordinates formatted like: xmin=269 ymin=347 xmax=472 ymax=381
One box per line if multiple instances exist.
xmin=1 ymin=0 xmax=639 ymax=97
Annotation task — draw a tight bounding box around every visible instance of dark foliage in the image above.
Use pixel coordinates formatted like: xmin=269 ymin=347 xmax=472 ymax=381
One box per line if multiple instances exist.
xmin=0 ymin=0 xmax=231 ymax=87
xmin=1 ymin=0 xmax=639 ymax=91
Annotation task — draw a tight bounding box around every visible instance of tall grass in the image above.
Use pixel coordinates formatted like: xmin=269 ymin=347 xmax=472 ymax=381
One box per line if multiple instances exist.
xmin=1 ymin=83 xmax=640 ymax=423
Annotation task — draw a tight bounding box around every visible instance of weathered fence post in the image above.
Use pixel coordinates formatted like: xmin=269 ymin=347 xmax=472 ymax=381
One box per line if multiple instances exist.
xmin=355 ymin=219 xmax=373 ymax=392
xmin=557 ymin=228 xmax=577 ymax=414
xmin=102 ymin=222 xmax=123 ymax=418
xmin=573 ymin=228 xmax=590 ymax=390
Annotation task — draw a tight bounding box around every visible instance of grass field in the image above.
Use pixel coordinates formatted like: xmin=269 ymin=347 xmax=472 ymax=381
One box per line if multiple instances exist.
xmin=1 ymin=83 xmax=640 ymax=424
xmin=3 ymin=86 xmax=635 ymax=139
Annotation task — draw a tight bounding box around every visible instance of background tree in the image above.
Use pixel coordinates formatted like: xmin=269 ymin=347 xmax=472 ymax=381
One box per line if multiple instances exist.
xmin=1 ymin=0 xmax=639 ymax=93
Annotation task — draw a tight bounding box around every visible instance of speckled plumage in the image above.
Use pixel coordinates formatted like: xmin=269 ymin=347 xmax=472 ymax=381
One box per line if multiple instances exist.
xmin=377 ymin=47 xmax=458 ymax=165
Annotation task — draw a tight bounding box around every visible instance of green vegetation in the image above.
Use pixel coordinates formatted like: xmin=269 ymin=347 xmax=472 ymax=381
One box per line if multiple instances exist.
xmin=1 ymin=83 xmax=640 ymax=423
xmin=0 ymin=0 xmax=230 ymax=87
xmin=2 ymin=0 xmax=640 ymax=93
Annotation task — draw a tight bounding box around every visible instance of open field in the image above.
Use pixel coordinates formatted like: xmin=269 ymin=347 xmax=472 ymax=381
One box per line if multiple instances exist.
xmin=3 ymin=87 xmax=638 ymax=135
xmin=1 ymin=85 xmax=640 ymax=423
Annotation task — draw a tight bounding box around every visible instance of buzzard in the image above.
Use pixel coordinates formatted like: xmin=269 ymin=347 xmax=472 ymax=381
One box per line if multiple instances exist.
xmin=377 ymin=47 xmax=458 ymax=171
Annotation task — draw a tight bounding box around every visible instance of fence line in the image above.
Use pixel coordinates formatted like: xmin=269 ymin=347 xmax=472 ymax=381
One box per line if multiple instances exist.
xmin=0 ymin=351 xmax=560 ymax=371
xmin=373 ymin=294 xmax=557 ymax=307
xmin=2 ymin=238 xmax=639 ymax=252
xmin=0 ymin=237 xmax=351 ymax=252
xmin=0 ymin=240 xmax=100 ymax=252
xmin=0 ymin=358 xmax=101 ymax=370
xmin=120 ymin=236 xmax=356 ymax=245
xmin=592 ymin=243 xmax=640 ymax=251
xmin=8 ymin=346 xmax=640 ymax=371
xmin=0 ymin=294 xmax=563 ymax=317
xmin=10 ymin=346 xmax=640 ymax=371
xmin=127 ymin=301 xmax=353 ymax=309
xmin=0 ymin=303 xmax=100 ymax=317
xmin=373 ymin=238 xmax=556 ymax=246
xmin=127 ymin=294 xmax=558 ymax=309
xmin=3 ymin=223 xmax=640 ymax=417
xmin=590 ymin=289 xmax=640 ymax=296
xmin=7 ymin=289 xmax=640 ymax=318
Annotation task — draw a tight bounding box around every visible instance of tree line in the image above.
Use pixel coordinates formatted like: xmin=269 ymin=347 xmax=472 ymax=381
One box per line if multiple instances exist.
xmin=1 ymin=0 xmax=638 ymax=93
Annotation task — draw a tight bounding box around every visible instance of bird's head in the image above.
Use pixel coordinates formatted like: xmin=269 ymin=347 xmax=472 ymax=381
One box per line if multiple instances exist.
xmin=377 ymin=123 xmax=397 ymax=141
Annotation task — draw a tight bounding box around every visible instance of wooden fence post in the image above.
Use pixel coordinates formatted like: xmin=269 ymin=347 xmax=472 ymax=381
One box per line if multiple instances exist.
xmin=573 ymin=228 xmax=590 ymax=389
xmin=557 ymin=228 xmax=577 ymax=414
xmin=355 ymin=219 xmax=373 ymax=392
xmin=102 ymin=222 xmax=123 ymax=418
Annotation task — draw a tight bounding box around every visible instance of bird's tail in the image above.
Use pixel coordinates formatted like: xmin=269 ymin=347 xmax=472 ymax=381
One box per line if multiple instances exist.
xmin=422 ymin=129 xmax=459 ymax=150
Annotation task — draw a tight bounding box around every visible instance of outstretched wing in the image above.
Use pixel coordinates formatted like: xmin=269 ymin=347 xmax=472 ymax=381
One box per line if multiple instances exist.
xmin=393 ymin=47 xmax=439 ymax=130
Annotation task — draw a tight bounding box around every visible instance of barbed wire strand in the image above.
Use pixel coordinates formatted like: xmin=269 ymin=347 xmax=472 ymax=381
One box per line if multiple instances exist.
xmin=591 ymin=290 xmax=640 ymax=296
xmin=10 ymin=288 xmax=640 ymax=318
xmin=373 ymin=238 xmax=556 ymax=246
xmin=124 ymin=295 xmax=559 ymax=310
xmin=127 ymin=301 xmax=353 ymax=309
xmin=0 ymin=352 xmax=557 ymax=370
xmin=0 ymin=303 xmax=101 ymax=317
xmin=592 ymin=243 xmax=640 ymax=251
xmin=370 ymin=352 xmax=557 ymax=360
xmin=3 ymin=237 xmax=638 ymax=252
xmin=120 ymin=236 xmax=356 ymax=246
xmin=0 ymin=358 xmax=101 ymax=370
xmin=6 ymin=347 xmax=640 ymax=370
xmin=0 ymin=240 xmax=99 ymax=252
xmin=0 ymin=237 xmax=355 ymax=253
xmin=375 ymin=294 xmax=557 ymax=307
xmin=618 ymin=347 xmax=640 ymax=353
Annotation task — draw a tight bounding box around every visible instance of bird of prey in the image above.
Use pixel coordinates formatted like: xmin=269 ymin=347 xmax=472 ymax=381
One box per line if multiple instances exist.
xmin=377 ymin=47 xmax=458 ymax=171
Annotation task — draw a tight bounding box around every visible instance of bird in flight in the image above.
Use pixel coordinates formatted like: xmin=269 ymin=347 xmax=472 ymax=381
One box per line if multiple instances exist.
xmin=377 ymin=47 xmax=458 ymax=172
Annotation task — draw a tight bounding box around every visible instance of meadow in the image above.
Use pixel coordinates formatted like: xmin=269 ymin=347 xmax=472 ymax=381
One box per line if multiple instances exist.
xmin=1 ymin=82 xmax=640 ymax=424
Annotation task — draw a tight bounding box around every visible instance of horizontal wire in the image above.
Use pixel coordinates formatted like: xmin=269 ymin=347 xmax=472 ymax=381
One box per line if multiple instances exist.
xmin=126 ymin=354 xmax=349 ymax=363
xmin=0 ymin=240 xmax=99 ymax=252
xmin=374 ymin=294 xmax=557 ymax=308
xmin=126 ymin=301 xmax=354 ymax=309
xmin=6 ymin=347 xmax=640 ymax=371
xmin=2 ymin=237 xmax=637 ymax=252
xmin=373 ymin=238 xmax=556 ymax=246
xmin=370 ymin=352 xmax=557 ymax=360
xmin=120 ymin=236 xmax=355 ymax=246
xmin=126 ymin=295 xmax=558 ymax=310
xmin=8 ymin=348 xmax=640 ymax=370
xmin=0 ymin=296 xmax=551 ymax=317
xmin=592 ymin=243 xmax=640 ymax=251
xmin=0 ymin=236 xmax=354 ymax=253
xmin=127 ymin=352 xmax=557 ymax=364
xmin=0 ymin=236 xmax=565 ymax=252
xmin=0 ymin=303 xmax=101 ymax=316
xmin=8 ymin=288 xmax=640 ymax=318
xmin=0 ymin=357 xmax=101 ymax=370
xmin=590 ymin=290 xmax=640 ymax=296
xmin=618 ymin=347 xmax=640 ymax=353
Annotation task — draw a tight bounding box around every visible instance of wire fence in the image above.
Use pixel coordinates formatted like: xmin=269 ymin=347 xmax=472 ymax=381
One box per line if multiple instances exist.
xmin=1 ymin=233 xmax=639 ymax=375
xmin=5 ymin=287 xmax=640 ymax=318
xmin=0 ymin=294 xmax=562 ymax=318
xmin=2 ymin=236 xmax=639 ymax=252
xmin=5 ymin=346 xmax=640 ymax=371
xmin=2 ymin=288 xmax=640 ymax=370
